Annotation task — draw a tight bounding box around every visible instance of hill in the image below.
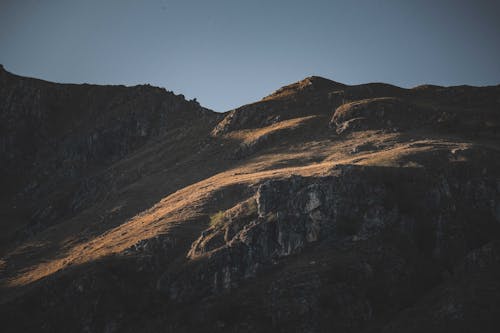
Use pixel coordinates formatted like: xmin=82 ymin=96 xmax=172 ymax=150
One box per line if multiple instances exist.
xmin=1 ymin=65 xmax=499 ymax=332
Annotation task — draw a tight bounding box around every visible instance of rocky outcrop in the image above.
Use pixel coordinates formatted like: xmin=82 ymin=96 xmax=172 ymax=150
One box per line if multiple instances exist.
xmin=330 ymin=97 xmax=422 ymax=134
xmin=163 ymin=162 xmax=500 ymax=317
xmin=330 ymin=97 xmax=431 ymax=134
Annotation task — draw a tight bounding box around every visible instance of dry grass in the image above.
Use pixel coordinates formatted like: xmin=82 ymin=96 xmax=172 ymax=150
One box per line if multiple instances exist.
xmin=261 ymin=77 xmax=316 ymax=101
xmin=209 ymin=211 xmax=226 ymax=228
xmin=1 ymin=119 xmax=493 ymax=291
xmin=225 ymin=115 xmax=317 ymax=143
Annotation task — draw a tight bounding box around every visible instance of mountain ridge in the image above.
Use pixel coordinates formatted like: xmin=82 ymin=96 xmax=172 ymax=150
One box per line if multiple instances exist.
xmin=1 ymin=67 xmax=499 ymax=333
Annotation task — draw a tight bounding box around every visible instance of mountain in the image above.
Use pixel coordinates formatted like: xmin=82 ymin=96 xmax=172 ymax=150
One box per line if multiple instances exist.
xmin=1 ymin=65 xmax=499 ymax=332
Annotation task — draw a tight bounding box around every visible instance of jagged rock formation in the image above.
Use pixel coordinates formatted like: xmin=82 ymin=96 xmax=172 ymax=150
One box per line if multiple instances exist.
xmin=164 ymin=163 xmax=500 ymax=331
xmin=1 ymin=65 xmax=499 ymax=333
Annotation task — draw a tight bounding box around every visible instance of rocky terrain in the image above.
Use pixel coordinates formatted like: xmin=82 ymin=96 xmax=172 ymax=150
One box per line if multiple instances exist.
xmin=0 ymin=65 xmax=499 ymax=332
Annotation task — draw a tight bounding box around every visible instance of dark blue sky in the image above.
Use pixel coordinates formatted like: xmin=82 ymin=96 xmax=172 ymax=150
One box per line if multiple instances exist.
xmin=1 ymin=0 xmax=499 ymax=111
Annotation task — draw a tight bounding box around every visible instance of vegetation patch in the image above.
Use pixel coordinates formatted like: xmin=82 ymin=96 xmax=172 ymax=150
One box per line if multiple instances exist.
xmin=209 ymin=211 xmax=226 ymax=228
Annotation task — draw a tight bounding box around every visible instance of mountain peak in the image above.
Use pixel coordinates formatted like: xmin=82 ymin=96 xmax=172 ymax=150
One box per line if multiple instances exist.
xmin=262 ymin=75 xmax=346 ymax=101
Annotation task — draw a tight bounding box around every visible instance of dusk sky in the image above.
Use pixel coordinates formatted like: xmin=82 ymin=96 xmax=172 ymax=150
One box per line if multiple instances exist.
xmin=1 ymin=0 xmax=499 ymax=111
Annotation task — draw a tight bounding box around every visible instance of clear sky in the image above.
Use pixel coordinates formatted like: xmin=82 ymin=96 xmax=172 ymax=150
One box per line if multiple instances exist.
xmin=1 ymin=0 xmax=499 ymax=112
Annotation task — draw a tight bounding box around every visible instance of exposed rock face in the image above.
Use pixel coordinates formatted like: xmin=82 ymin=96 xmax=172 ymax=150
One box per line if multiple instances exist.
xmin=149 ymin=159 xmax=500 ymax=330
xmin=330 ymin=91 xmax=500 ymax=137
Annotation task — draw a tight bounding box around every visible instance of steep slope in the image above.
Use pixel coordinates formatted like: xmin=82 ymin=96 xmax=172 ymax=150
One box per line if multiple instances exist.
xmin=0 ymin=67 xmax=499 ymax=333
xmin=0 ymin=64 xmax=221 ymax=248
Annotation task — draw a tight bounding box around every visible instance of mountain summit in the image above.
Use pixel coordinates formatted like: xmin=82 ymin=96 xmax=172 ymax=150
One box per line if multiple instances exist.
xmin=262 ymin=76 xmax=346 ymax=101
xmin=1 ymin=67 xmax=499 ymax=333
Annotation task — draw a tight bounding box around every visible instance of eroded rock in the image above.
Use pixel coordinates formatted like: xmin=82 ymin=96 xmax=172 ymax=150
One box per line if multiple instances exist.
xmin=164 ymin=163 xmax=500 ymax=306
